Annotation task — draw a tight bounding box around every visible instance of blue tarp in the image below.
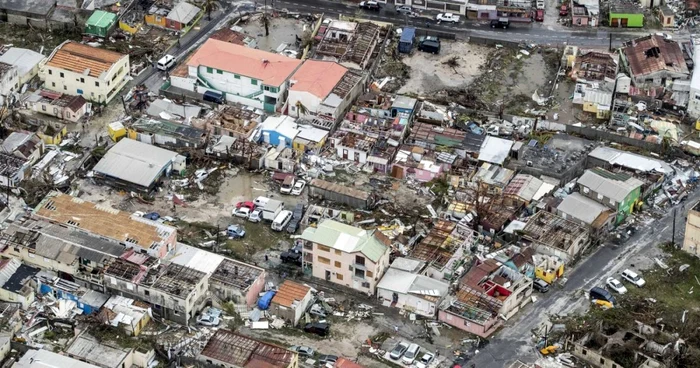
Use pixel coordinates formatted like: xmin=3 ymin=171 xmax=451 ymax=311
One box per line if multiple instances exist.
xmin=257 ymin=290 xmax=276 ymax=310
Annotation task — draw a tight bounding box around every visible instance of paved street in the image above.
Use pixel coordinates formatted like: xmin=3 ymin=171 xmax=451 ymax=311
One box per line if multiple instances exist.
xmin=468 ymin=188 xmax=698 ymax=367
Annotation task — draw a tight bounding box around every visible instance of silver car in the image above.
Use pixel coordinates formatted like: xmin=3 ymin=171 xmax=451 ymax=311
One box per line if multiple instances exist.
xmin=389 ymin=342 xmax=409 ymax=360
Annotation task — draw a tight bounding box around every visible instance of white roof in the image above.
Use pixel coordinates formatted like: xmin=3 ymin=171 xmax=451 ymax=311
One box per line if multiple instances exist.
xmin=168 ymin=243 xmax=224 ymax=275
xmin=557 ymin=192 xmax=609 ymax=225
xmin=93 ymin=138 xmax=179 ymax=187
xmin=296 ymin=125 xmax=328 ymax=143
xmin=15 ymin=349 xmax=101 ymax=368
xmin=390 ymin=257 xmax=425 ymax=272
xmin=589 ymin=146 xmax=673 ymax=174
xmin=503 ymin=220 xmax=527 ymax=234
xmin=478 ymin=135 xmax=514 ymax=165
xmin=532 ymin=182 xmax=555 ymax=201
xmin=577 ymin=170 xmax=643 ymax=203
xmin=166 ymin=1 xmax=200 ymax=24
xmin=0 ymin=47 xmax=44 ymax=78
xmin=377 ymin=268 xmax=449 ymax=297
xmin=262 ymin=115 xmax=299 ymax=141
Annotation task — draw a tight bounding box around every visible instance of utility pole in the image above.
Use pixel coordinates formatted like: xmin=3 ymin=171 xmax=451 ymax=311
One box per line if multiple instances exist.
xmin=672 ymin=208 xmax=677 ymax=246
xmin=609 ymin=33 xmax=612 ymax=52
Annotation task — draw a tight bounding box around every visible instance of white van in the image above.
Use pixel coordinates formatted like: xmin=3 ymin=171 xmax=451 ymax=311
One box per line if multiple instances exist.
xmin=254 ymin=196 xmax=270 ymax=208
xmin=157 ymin=55 xmax=175 ymax=71
xmin=271 ymin=210 xmax=292 ymax=231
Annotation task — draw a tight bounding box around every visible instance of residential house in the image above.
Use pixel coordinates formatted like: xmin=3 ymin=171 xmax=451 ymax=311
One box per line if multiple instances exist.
xmin=410 ymin=220 xmax=473 ymax=281
xmin=533 ymin=253 xmax=565 ymax=284
xmin=100 ymin=295 xmax=152 ymax=336
xmin=376 ymin=258 xmax=449 ymax=317
xmin=609 ymin=2 xmax=644 ymax=27
xmin=287 ymin=60 xmax=363 ymax=124
xmin=1 ymin=131 xmax=43 ymax=164
xmin=407 ymin=121 xmax=466 ymax=150
xmin=292 ymin=125 xmax=329 ymax=154
xmin=198 ymin=329 xmax=299 ymax=368
xmin=309 ymin=179 xmax=374 ymax=209
xmin=391 ymin=146 xmax=447 ymax=182
xmin=503 ymin=174 xmax=544 ymax=204
xmin=127 ymin=118 xmax=207 ymax=149
xmin=65 ymin=332 xmax=155 ymax=368
xmin=508 ymin=135 xmax=592 ymax=186
xmin=473 ymin=163 xmax=516 ymax=194
xmin=194 ymin=103 xmax=262 ymax=139
xmin=571 ymin=0 xmax=599 ymax=26
xmin=92 ymin=138 xmax=186 ymax=192
xmin=209 ymin=258 xmax=266 ymax=308
xmin=26 ymin=89 xmax=89 ymax=123
xmin=314 ymin=20 xmax=381 ymax=70
xmin=557 ymin=192 xmax=615 ymax=236
xmin=264 ymin=146 xmax=296 ymax=173
xmin=587 ymin=146 xmax=672 ymax=197
xmin=577 ymin=168 xmax=643 ymax=224
xmin=571 ymin=52 xmax=619 ymax=119
xmin=40 ymin=41 xmax=130 ymax=104
xmin=0 ymin=62 xmax=18 ymax=104
xmin=620 ymin=35 xmax=688 ymax=87
xmin=0 ymin=47 xmax=45 ymax=85
xmin=260 ymin=115 xmax=299 ymax=148
xmin=0 ymin=258 xmax=39 ymax=309
xmin=144 ymin=5 xmax=169 ymax=28
xmin=269 ymin=280 xmax=313 ymax=326
xmin=299 ymin=219 xmax=391 ymax=294
xmin=34 ymin=191 xmax=178 ymax=259
xmin=659 ymin=5 xmax=675 ymax=28
xmin=0 ymin=0 xmax=56 ymax=28
xmin=36 ymin=271 xmax=108 ymax=314
xmin=478 ymin=135 xmax=514 ymax=166
xmin=522 ymin=210 xmax=591 ymax=263
xmin=331 ymin=130 xmax=376 ymax=163
xmin=344 ymin=93 xmax=417 ymax=141
xmin=682 ymin=201 xmax=700 ymax=257
xmin=164 ymin=2 xmax=201 ymax=31
xmin=466 ymin=0 xmax=532 ymax=22
xmin=0 ymin=152 xmax=29 ymax=188
xmin=84 ymin=10 xmax=117 ymax=38
xmin=172 ymin=39 xmax=302 ymax=113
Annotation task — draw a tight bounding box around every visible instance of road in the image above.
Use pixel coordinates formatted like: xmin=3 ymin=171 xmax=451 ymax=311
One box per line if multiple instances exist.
xmin=276 ymin=0 xmax=689 ymax=47
xmin=467 ymin=188 xmax=698 ymax=368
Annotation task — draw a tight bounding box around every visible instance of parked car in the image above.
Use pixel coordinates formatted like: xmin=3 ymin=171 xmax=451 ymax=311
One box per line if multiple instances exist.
xmin=143 ymin=212 xmax=160 ymax=221
xmin=309 ymin=304 xmax=327 ymax=318
xmin=605 ymin=277 xmax=627 ymax=294
xmin=396 ymin=5 xmax=412 ymax=14
xmin=390 ymin=341 xmax=410 ymax=360
xmin=418 ymin=37 xmax=440 ymax=54
xmin=236 ymin=201 xmax=255 ymax=211
xmin=590 ymin=286 xmax=616 ymax=306
xmin=233 ymin=207 xmax=251 ymax=218
xmin=535 ymin=0 xmax=545 ymax=9
xmin=535 ymin=9 xmax=544 ymax=22
xmin=280 ymin=243 xmax=302 ymax=264
xmin=559 ymin=4 xmax=568 ymax=15
xmin=286 ymin=218 xmax=301 ymax=234
xmin=226 ymin=224 xmax=246 ymax=239
xmin=291 ymin=180 xmax=306 ymax=195
xmin=533 ymin=278 xmax=550 ymax=293
xmin=303 ymin=322 xmax=330 ymax=337
xmin=289 ymin=345 xmax=315 ymax=357
xmin=402 ymin=343 xmax=421 ymax=365
xmin=280 ymin=176 xmax=296 ymax=195
xmin=359 ymin=1 xmax=380 ymax=10
xmin=490 ymin=18 xmax=510 ymax=28
xmin=621 ymin=269 xmax=646 ymax=287
xmin=318 ymin=355 xmax=338 ymax=366
xmin=197 ymin=307 xmax=221 ymax=326
xmin=436 ymin=13 xmax=460 ymax=23
xmin=415 ymin=352 xmax=435 ymax=368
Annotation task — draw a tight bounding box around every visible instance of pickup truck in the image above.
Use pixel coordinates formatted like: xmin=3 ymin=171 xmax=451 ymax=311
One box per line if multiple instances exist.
xmin=436 ymin=13 xmax=460 ymax=23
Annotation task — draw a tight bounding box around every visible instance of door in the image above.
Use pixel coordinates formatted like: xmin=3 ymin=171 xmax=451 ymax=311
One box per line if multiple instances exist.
xmin=342 ymin=149 xmax=349 ymax=159
xmin=621 ymin=18 xmax=628 ymax=27
xmin=325 ymin=270 xmax=331 ymax=281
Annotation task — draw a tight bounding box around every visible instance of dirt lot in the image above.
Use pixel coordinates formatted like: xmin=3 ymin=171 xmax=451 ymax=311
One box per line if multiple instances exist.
xmin=398 ymin=41 xmax=489 ymax=95
xmin=238 ymin=14 xmax=309 ymax=54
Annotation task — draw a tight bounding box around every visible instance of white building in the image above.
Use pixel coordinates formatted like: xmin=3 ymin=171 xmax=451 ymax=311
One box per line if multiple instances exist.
xmin=39 ymin=41 xmax=130 ymax=104
xmin=0 ymin=47 xmax=45 ymax=85
xmin=376 ymin=258 xmax=449 ymax=317
xmin=0 ymin=62 xmax=18 ymax=104
xmin=688 ymin=43 xmax=700 ymax=118
xmin=171 ymin=39 xmax=302 ymax=113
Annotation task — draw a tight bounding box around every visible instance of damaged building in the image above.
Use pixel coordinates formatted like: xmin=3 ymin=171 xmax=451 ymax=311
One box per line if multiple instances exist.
xmin=209 ymin=258 xmax=266 ymax=308
xmin=314 ymin=20 xmax=381 ymax=71
xmin=198 ymin=329 xmax=299 ymax=368
xmin=620 ymin=35 xmax=689 ymax=87
xmin=522 ymin=210 xmax=591 ymax=263
xmin=508 ymin=135 xmax=594 ymax=185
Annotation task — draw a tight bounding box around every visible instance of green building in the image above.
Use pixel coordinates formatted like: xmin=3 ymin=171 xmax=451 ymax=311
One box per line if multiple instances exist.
xmin=609 ymin=3 xmax=644 ymax=28
xmin=85 ymin=10 xmax=117 ymax=38
xmin=576 ymin=168 xmax=643 ymax=225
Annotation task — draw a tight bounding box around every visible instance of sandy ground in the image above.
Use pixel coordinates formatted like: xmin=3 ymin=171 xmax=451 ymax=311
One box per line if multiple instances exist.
xmin=399 ymin=41 xmax=489 ymax=95
xmin=240 ymin=14 xmax=309 ymax=54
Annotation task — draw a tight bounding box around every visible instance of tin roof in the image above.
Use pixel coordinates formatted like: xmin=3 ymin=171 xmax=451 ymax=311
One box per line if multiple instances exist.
xmin=46 ymin=41 xmax=125 ymax=78
xmin=166 ymin=1 xmax=200 ymax=24
xmin=200 ymin=330 xmax=297 ymax=368
xmin=622 ymin=35 xmax=688 ymax=78
xmin=271 ymin=280 xmax=311 ymax=308
xmin=300 ymin=219 xmax=389 ymax=262
xmin=93 ymin=138 xmax=179 ymax=187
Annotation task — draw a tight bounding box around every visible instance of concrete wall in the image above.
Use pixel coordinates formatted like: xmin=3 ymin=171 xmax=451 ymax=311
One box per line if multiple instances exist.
xmin=31 ymin=99 xmax=88 ymax=123
xmin=40 ymin=55 xmax=130 ymax=104
xmin=288 ymin=90 xmax=321 ymax=118
xmin=437 ymin=309 xmax=502 ymax=337
xmin=0 ymin=65 xmax=18 ymax=97
xmin=270 ymin=290 xmax=312 ymax=325
xmin=565 ymin=125 xmax=662 ymax=153
xmin=376 ymin=288 xmax=439 ymax=317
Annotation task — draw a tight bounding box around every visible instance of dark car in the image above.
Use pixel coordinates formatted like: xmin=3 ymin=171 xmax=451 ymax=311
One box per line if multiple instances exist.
xmin=533 ymin=278 xmax=550 ymax=293
xmin=292 ymin=203 xmax=305 ymax=219
xmin=318 ymin=355 xmax=338 ymax=365
xmin=286 ymin=218 xmax=301 ymax=234
xmin=490 ymin=18 xmax=510 ymax=28
xmin=281 ymin=243 xmax=302 ymax=264
xmin=143 ymin=212 xmax=160 ymax=221
xmin=303 ymin=322 xmax=330 ymax=337
xmin=590 ymin=286 xmax=616 ymax=305
xmin=359 ymin=1 xmax=380 ymax=10
xmin=418 ymin=37 xmax=440 ymax=54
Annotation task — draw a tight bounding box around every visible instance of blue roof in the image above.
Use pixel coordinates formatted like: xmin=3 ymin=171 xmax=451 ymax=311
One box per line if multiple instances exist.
xmin=400 ymin=27 xmax=416 ymax=43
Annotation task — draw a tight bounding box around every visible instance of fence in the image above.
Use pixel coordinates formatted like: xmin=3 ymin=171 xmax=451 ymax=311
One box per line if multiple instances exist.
xmin=468 ymin=35 xmax=521 ymax=48
xmin=564 ymin=125 xmax=663 ymax=153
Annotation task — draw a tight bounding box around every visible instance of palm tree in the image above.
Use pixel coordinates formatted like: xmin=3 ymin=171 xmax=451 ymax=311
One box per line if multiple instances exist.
xmin=295 ymin=101 xmax=309 ymax=118
xmin=198 ymin=0 xmax=221 ymax=21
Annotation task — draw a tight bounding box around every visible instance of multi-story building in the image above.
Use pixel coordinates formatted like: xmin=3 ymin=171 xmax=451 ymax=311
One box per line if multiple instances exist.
xmin=299 ymin=219 xmax=390 ymax=294
xmin=40 ymin=41 xmax=130 ymax=104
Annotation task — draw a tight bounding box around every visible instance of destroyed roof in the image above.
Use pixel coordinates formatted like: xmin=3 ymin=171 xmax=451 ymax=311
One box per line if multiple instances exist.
xmin=557 ymin=192 xmax=612 ymax=225
xmin=93 ymin=138 xmax=180 ymax=187
xmin=146 ymin=99 xmax=202 ymax=121
xmin=145 ymin=263 xmax=205 ymax=298
xmin=0 ymin=151 xmax=27 ymax=176
xmin=575 ymin=51 xmax=618 ymax=81
xmin=588 ymin=146 xmax=673 ymax=173
xmin=309 ymin=179 xmax=370 ymax=201
xmin=64 ymin=333 xmax=130 ymax=368
xmin=478 ymin=135 xmax=514 ymax=165
xmin=473 ymin=163 xmax=515 ymax=188
xmin=621 ymin=35 xmax=689 ymax=78
xmin=1 ymin=261 xmax=38 ymax=293
xmin=166 ymin=1 xmax=200 ymax=24
xmin=200 ymin=329 xmax=297 ymax=368
xmin=503 ymin=174 xmax=544 ymax=202
xmin=46 ymin=41 xmax=125 ymax=79
xmin=377 ymin=267 xmax=448 ymax=301
xmin=14 ymin=349 xmax=101 ymax=368
xmin=577 ymin=168 xmax=643 ymax=202
xmin=1 ymin=131 xmax=39 ymax=157
xmin=188 ymin=39 xmax=301 ymax=86
xmin=210 ymin=258 xmax=265 ymax=291
xmin=300 ymin=219 xmax=388 ymax=262
xmin=290 ymin=60 xmax=348 ymax=99
xmin=34 ymin=191 xmax=176 ymax=251
xmin=0 ymin=0 xmax=54 ymax=15
xmin=522 ymin=211 xmax=588 ymax=250
xmin=271 ymin=280 xmax=311 ymax=308
xmin=130 ymin=118 xmax=206 ymax=144
xmin=0 ymin=47 xmax=45 ymax=78
xmin=209 ymin=28 xmax=253 ymax=45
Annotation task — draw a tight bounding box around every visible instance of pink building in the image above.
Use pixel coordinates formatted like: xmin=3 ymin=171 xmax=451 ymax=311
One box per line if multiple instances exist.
xmin=210 ymin=258 xmax=266 ymax=308
xmin=27 ymin=89 xmax=89 ymax=123
xmin=391 ymin=146 xmax=452 ymax=182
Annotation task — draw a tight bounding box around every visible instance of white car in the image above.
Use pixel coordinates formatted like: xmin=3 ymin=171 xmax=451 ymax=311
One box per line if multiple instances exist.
xmin=248 ymin=208 xmax=263 ymax=223
xmin=415 ymin=352 xmax=435 ymax=368
xmin=436 ymin=13 xmax=460 ymax=23
xmin=233 ymin=207 xmax=251 ymax=218
xmin=621 ymin=269 xmax=646 ymax=287
xmin=291 ymin=180 xmax=306 ymax=195
xmin=606 ymin=277 xmax=627 ymax=294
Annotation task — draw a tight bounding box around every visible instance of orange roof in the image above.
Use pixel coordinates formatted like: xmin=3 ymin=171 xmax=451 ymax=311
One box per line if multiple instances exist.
xmin=290 ymin=60 xmax=347 ymax=99
xmin=336 ymin=358 xmax=364 ymax=368
xmin=187 ymin=39 xmax=301 ymax=86
xmin=46 ymin=41 xmax=125 ymax=78
xmin=271 ymin=280 xmax=310 ymax=308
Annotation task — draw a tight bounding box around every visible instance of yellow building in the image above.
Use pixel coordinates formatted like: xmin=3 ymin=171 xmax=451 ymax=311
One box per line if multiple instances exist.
xmin=37 ymin=124 xmax=68 ymax=145
xmin=534 ymin=254 xmax=565 ymax=284
xmin=292 ymin=126 xmax=328 ymax=154
xmin=682 ymin=202 xmax=700 ymax=257
xmin=144 ymin=7 xmax=168 ymax=28
xmin=108 ymin=121 xmax=127 ymax=142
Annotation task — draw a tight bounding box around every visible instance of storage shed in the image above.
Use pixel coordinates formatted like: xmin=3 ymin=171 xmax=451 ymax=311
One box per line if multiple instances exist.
xmin=398 ymin=27 xmax=416 ymax=53
xmin=85 ymin=10 xmax=117 ymax=38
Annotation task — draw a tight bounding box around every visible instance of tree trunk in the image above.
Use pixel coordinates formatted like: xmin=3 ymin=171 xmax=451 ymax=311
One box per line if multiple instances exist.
xmin=264 ymin=20 xmax=269 ymax=36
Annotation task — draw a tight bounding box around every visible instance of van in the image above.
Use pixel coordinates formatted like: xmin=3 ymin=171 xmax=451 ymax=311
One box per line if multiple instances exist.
xmin=254 ymin=196 xmax=270 ymax=208
xmin=157 ymin=55 xmax=175 ymax=71
xmin=203 ymin=90 xmax=224 ymax=104
xmin=271 ymin=210 xmax=292 ymax=231
xmin=535 ymin=9 xmax=544 ymax=22
xmin=589 ymin=286 xmax=616 ymax=305
xmin=280 ymin=176 xmax=296 ymax=194
xmin=490 ymin=18 xmax=510 ymax=28
xmin=533 ymin=278 xmax=549 ymax=293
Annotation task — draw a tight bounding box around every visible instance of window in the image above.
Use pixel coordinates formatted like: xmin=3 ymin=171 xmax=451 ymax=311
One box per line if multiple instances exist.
xmin=355 ymin=255 xmax=365 ymax=266
xmin=318 ymin=256 xmax=330 ymax=265
xmin=48 ymin=69 xmax=52 ymax=75
xmin=95 ymin=81 xmax=100 ymax=87
xmin=216 ymin=69 xmax=223 ymax=74
xmin=80 ymin=77 xmax=85 ymax=83
xmin=264 ymin=86 xmax=278 ymax=93
xmin=91 ymin=92 xmax=95 ymax=97
xmin=60 ymin=72 xmax=64 ymax=78
xmin=600 ymin=358 xmax=605 ymax=364
xmin=334 ymin=250 xmax=341 ymax=255
xmin=13 ymin=247 xmax=19 ymax=253
xmin=234 ymin=74 xmax=240 ymax=79
xmin=318 ymin=245 xmax=330 ymax=252
xmin=206 ymin=67 xmax=213 ymax=73
xmin=334 ymin=261 xmax=341 ymax=268
xmin=366 ymin=270 xmax=373 ymax=278
xmin=597 ymin=193 xmax=603 ymax=200
xmin=51 ymin=82 xmax=55 ymax=87
xmin=63 ymin=85 xmax=67 ymax=90
xmin=144 ymin=290 xmax=150 ymax=296
xmin=42 ymin=105 xmax=46 ymax=111
xmin=362 ymin=281 xmax=370 ymax=288
xmin=336 ymin=273 xmax=343 ymax=280
xmin=354 ymin=268 xmax=365 ymax=279
xmin=582 ymin=349 xmax=587 ymax=355
xmin=251 ymin=79 xmax=258 ymax=85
